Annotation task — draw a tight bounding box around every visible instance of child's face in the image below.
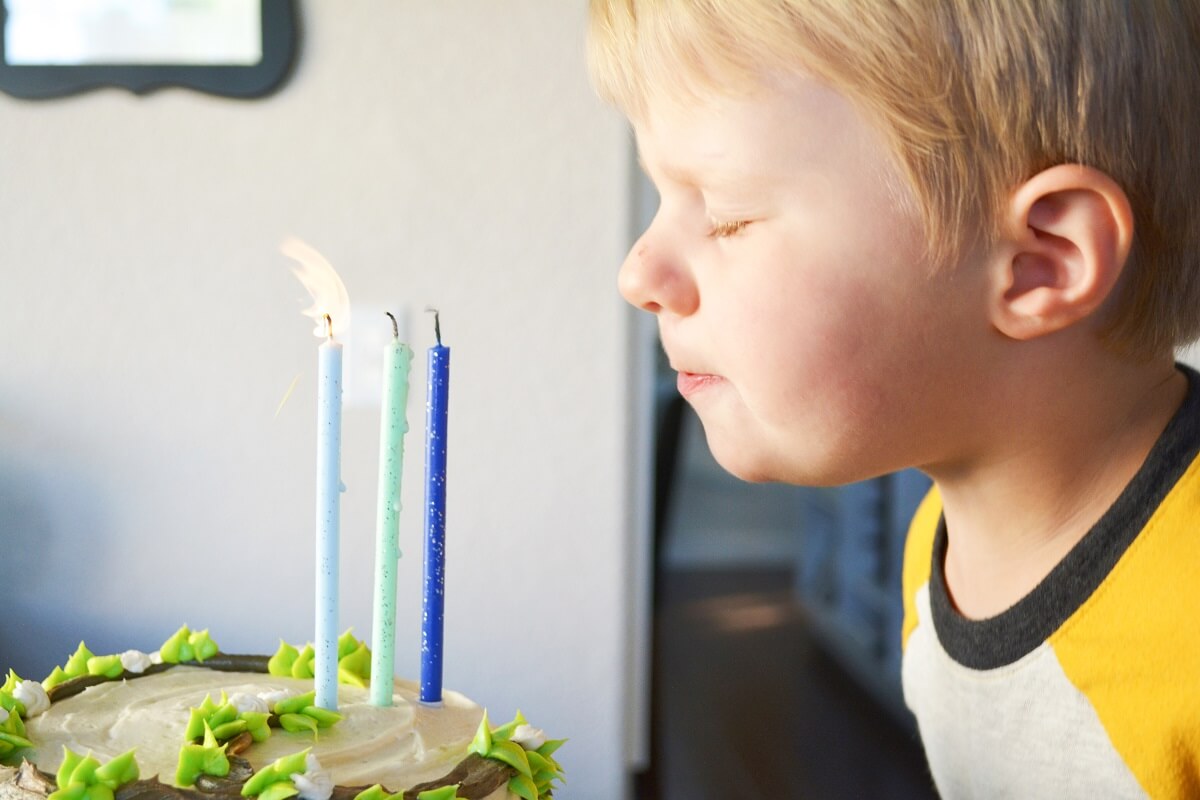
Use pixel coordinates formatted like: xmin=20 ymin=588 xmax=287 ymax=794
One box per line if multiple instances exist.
xmin=622 ymin=76 xmax=992 ymax=484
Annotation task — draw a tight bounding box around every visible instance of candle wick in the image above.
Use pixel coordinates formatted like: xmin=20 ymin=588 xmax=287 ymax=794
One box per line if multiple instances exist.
xmin=426 ymin=307 xmax=442 ymax=346
xmin=323 ymin=314 xmax=333 ymax=340
xmin=386 ymin=311 xmax=399 ymax=340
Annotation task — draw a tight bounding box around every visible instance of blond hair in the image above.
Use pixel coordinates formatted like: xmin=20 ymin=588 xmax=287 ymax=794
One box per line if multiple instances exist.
xmin=588 ymin=0 xmax=1200 ymax=357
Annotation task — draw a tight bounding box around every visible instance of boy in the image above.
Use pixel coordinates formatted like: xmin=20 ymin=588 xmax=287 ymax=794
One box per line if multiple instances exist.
xmin=587 ymin=1 xmax=1200 ymax=797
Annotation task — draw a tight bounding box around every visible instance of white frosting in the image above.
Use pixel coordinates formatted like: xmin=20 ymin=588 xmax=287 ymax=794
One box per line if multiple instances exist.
xmin=258 ymin=688 xmax=295 ymax=709
xmin=292 ymin=754 xmax=333 ymax=800
xmin=227 ymin=692 xmax=269 ymax=715
xmin=149 ymin=651 xmax=164 ymax=665
xmin=510 ymin=724 xmax=546 ymax=751
xmin=120 ymin=650 xmax=154 ymax=674
xmin=25 ymin=667 xmax=495 ymax=792
xmin=0 ymin=707 xmax=8 ymax=724
xmin=13 ymin=681 xmax=49 ymax=718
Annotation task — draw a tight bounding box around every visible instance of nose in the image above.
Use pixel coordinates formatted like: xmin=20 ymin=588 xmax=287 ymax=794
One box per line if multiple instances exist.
xmin=617 ymin=228 xmax=699 ymax=317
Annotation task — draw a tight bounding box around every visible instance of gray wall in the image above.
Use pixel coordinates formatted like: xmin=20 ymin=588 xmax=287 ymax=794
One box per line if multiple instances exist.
xmin=0 ymin=3 xmax=641 ymax=797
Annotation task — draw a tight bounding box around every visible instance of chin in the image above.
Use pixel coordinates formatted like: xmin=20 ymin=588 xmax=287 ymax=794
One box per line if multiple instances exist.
xmin=704 ymin=430 xmax=790 ymax=484
xmin=704 ymin=425 xmax=885 ymax=488
xmin=712 ymin=454 xmax=777 ymax=484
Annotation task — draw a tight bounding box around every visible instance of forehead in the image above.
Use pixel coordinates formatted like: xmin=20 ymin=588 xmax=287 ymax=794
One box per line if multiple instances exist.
xmin=632 ymin=76 xmax=869 ymax=186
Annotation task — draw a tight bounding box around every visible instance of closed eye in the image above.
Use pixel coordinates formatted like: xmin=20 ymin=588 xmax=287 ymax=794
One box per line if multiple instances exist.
xmin=707 ymin=218 xmax=750 ymax=238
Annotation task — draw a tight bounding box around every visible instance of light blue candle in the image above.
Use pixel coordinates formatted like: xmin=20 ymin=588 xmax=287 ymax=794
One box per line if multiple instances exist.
xmin=315 ymin=314 xmax=343 ymax=711
xmin=420 ymin=311 xmax=450 ymax=705
xmin=370 ymin=313 xmax=413 ymax=707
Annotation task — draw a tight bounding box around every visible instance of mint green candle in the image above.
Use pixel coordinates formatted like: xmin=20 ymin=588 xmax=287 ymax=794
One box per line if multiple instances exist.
xmin=369 ymin=315 xmax=413 ymax=706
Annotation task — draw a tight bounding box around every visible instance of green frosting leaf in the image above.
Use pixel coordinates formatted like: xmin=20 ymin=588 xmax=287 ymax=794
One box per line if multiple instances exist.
xmin=272 ymin=692 xmax=313 ymax=716
xmin=242 ymin=711 xmax=272 ymax=743
xmin=240 ymin=749 xmax=310 ymax=799
xmin=337 ymin=643 xmax=371 ymax=689
xmin=50 ymin=747 xmax=139 ymax=800
xmin=0 ymin=670 xmax=28 ymax=719
xmin=336 ymin=630 xmax=359 ymax=661
xmin=160 ymin=626 xmax=220 ymax=664
xmin=184 ymin=693 xmax=275 ymax=752
xmin=257 ymin=783 xmax=299 ymax=800
xmin=0 ymin=707 xmax=33 ymax=760
xmin=267 ymin=642 xmax=299 ymax=677
xmin=488 ymin=741 xmax=531 ymax=778
xmin=160 ymin=627 xmax=193 ymax=663
xmin=185 ymin=695 xmax=221 ymax=741
xmin=488 ymin=711 xmax=527 ymax=742
xmin=536 ymin=739 xmax=566 ymax=759
xmin=290 ymin=646 xmax=315 ymax=680
xmin=507 ymin=774 xmax=539 ymax=800
xmin=269 ymin=690 xmax=341 ymax=738
xmin=41 ymin=667 xmax=70 ymax=692
xmin=351 ymin=785 xmax=458 ymax=800
xmin=86 ymin=655 xmax=124 ymax=679
xmin=298 ymin=706 xmax=341 ymax=728
xmin=467 ymin=712 xmax=565 ymax=800
xmin=268 ymin=632 xmax=371 ymax=686
xmin=351 ymin=786 xmax=392 ymax=800
xmin=176 ymin=723 xmax=231 ymax=786
xmin=41 ymin=642 xmax=135 ymax=692
xmin=468 ymin=710 xmax=492 ymax=756
xmin=63 ymin=643 xmax=95 ymax=678
xmin=189 ymin=630 xmax=219 ymax=663
xmin=277 ymin=714 xmax=318 ymax=736
xmin=0 ymin=729 xmax=34 ymax=756
xmin=93 ymin=750 xmax=139 ymax=787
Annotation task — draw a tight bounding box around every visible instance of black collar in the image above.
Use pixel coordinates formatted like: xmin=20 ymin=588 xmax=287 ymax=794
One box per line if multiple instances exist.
xmin=929 ymin=364 xmax=1200 ymax=669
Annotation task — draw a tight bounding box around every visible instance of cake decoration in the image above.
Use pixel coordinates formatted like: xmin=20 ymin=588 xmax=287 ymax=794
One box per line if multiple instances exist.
xmin=2 ymin=673 xmax=49 ymax=722
xmin=467 ymin=713 xmax=564 ymax=800
xmin=267 ymin=633 xmax=370 ymax=690
xmin=411 ymin=787 xmax=466 ymax=800
xmin=268 ymin=693 xmax=341 ymax=737
xmin=160 ymin=629 xmax=219 ymax=666
xmin=238 ymin=749 xmax=321 ymax=800
xmin=48 ymin=748 xmax=139 ymax=800
xmin=117 ymin=653 xmax=154 ymax=676
xmin=1 ymin=632 xmax=565 ymax=800
xmin=0 ymin=707 xmax=32 ymax=761
xmin=42 ymin=627 xmax=217 ymax=695
xmin=184 ymin=694 xmax=274 ymax=747
xmin=175 ymin=724 xmax=231 ymax=788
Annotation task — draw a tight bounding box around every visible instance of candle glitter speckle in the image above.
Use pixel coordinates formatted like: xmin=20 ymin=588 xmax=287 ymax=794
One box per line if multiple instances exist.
xmin=283 ymin=239 xmax=350 ymax=712
xmin=369 ymin=314 xmax=413 ymax=707
xmin=420 ymin=310 xmax=450 ymax=705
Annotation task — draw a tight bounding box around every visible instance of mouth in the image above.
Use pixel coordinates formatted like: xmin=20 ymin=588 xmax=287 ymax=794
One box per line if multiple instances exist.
xmin=676 ymin=371 xmax=723 ymax=398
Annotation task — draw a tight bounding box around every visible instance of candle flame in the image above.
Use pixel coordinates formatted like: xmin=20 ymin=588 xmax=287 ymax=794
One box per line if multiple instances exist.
xmin=282 ymin=237 xmax=351 ymax=339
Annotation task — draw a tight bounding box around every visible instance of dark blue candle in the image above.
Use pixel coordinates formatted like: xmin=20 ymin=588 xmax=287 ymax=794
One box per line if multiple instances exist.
xmin=420 ymin=311 xmax=450 ymax=704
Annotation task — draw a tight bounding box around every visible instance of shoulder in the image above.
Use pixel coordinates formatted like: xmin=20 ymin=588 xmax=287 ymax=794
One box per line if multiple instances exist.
xmin=1046 ymin=450 xmax=1200 ymax=796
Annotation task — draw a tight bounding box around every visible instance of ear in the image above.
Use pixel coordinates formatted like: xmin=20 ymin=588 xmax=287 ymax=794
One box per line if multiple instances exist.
xmin=989 ymin=164 xmax=1134 ymax=341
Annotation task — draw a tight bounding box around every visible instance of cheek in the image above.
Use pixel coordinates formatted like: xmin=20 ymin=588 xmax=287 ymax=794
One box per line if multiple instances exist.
xmin=739 ymin=274 xmax=929 ymax=431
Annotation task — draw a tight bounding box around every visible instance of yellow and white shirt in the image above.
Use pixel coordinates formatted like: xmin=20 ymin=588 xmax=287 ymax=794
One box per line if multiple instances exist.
xmin=901 ymin=365 xmax=1200 ymax=798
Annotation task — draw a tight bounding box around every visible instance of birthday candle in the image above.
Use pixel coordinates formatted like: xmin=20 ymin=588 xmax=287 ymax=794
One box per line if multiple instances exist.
xmin=283 ymin=237 xmax=350 ymax=713
xmin=370 ymin=313 xmax=413 ymax=707
xmin=315 ymin=314 xmax=343 ymax=711
xmin=420 ymin=311 xmax=450 ymax=705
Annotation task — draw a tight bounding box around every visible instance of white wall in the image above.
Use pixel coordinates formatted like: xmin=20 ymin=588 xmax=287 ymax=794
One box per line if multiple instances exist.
xmin=0 ymin=3 xmax=640 ymax=797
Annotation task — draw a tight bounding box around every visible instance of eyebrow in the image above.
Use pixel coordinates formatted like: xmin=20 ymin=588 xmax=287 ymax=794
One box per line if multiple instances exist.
xmin=637 ymin=152 xmax=691 ymax=185
xmin=637 ymin=151 xmax=760 ymax=191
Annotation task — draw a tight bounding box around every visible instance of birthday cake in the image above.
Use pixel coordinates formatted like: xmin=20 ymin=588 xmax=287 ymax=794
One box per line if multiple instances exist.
xmin=0 ymin=628 xmax=564 ymax=800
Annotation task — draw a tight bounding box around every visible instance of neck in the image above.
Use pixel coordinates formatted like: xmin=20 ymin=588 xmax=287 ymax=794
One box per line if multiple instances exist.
xmin=927 ymin=349 xmax=1185 ymax=620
